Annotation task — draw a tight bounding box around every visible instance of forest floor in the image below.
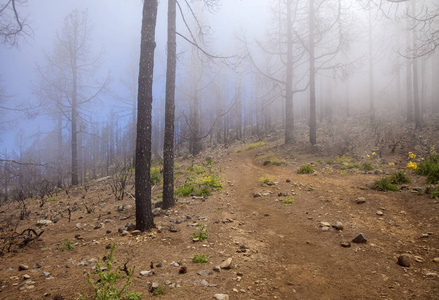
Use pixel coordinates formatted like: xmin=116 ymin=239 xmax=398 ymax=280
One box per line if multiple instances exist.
xmin=1 ymin=135 xmax=439 ymax=299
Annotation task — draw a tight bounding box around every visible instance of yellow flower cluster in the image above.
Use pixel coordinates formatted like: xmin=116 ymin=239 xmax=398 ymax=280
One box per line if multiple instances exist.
xmin=408 ymin=152 xmax=416 ymax=159
xmin=389 ymin=162 xmax=395 ymax=166
xmin=407 ymin=161 xmax=417 ymax=170
xmin=366 ymin=152 xmax=376 ymax=158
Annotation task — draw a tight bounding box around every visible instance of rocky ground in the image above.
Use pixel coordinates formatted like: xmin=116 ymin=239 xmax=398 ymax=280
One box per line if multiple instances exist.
xmin=0 ymin=138 xmax=438 ymax=299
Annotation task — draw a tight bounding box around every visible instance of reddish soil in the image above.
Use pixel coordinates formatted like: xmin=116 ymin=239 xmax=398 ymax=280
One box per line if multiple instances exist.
xmin=1 ymin=140 xmax=438 ymax=299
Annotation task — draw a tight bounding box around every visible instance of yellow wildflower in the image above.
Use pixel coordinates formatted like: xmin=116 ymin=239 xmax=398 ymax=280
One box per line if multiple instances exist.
xmin=408 ymin=152 xmax=416 ymax=159
xmin=389 ymin=163 xmax=395 ymax=166
xmin=372 ymin=152 xmax=376 ymax=155
xmin=407 ymin=161 xmax=417 ymax=170
xmin=367 ymin=155 xmax=370 ymax=158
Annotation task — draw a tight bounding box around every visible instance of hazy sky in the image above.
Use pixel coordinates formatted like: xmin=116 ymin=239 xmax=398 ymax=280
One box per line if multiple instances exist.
xmin=0 ymin=0 xmax=270 ymax=153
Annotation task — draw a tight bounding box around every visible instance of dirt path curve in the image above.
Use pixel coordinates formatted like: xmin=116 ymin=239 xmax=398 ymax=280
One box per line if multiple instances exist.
xmin=218 ymin=146 xmax=435 ymax=300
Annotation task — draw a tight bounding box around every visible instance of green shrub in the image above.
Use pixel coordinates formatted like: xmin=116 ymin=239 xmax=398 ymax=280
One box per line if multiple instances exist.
xmin=360 ymin=162 xmax=374 ymax=171
xmin=283 ymin=196 xmax=294 ymax=204
xmin=47 ymin=197 xmax=58 ymax=202
xmin=426 ymin=186 xmax=439 ymax=199
xmin=259 ymin=174 xmax=273 ymax=185
xmin=192 ymin=254 xmax=208 ymax=264
xmin=335 ymin=154 xmax=353 ymax=164
xmin=390 ymin=171 xmax=411 ymax=184
xmin=415 ymin=154 xmax=439 ymax=184
xmin=83 ymin=244 xmax=141 ymax=300
xmin=297 ymin=164 xmax=314 ymax=174
xmin=187 ymin=164 xmax=204 ymax=174
xmin=150 ymin=167 xmax=162 ymax=185
xmin=340 ymin=163 xmax=361 ymax=170
xmin=192 ymin=224 xmax=208 ymax=241
xmin=238 ymin=141 xmax=267 ymax=152
xmin=60 ymin=238 xmax=75 ymax=251
xmin=373 ymin=177 xmax=399 ymax=192
xmin=174 ymin=174 xmax=222 ymax=197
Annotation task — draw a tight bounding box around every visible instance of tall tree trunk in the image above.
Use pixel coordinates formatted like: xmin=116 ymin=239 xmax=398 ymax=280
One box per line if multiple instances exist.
xmin=71 ymin=53 xmax=79 ymax=186
xmin=57 ymin=113 xmax=63 ymax=188
xmin=163 ymin=0 xmax=177 ymax=210
xmin=285 ymin=0 xmax=294 ymax=144
xmin=135 ymin=0 xmax=158 ymax=232
xmin=309 ymin=0 xmax=317 ymax=145
xmin=406 ymin=5 xmax=414 ymax=123
xmin=368 ymin=10 xmax=375 ymax=122
xmin=411 ymin=0 xmax=422 ymax=129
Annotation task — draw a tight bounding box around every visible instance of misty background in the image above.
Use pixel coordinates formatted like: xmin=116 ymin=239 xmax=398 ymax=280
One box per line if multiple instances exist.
xmin=0 ymin=0 xmax=437 ymax=187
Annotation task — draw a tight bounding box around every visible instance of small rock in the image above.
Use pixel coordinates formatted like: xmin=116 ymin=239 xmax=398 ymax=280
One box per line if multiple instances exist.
xmin=398 ymin=254 xmax=411 ymax=267
xmin=6 ymin=267 xmax=14 ymax=271
xmin=140 ymin=270 xmax=153 ymax=277
xmin=214 ymin=294 xmax=229 ymax=300
xmin=425 ymin=272 xmax=437 ymax=277
xmin=22 ymin=274 xmax=31 ymax=280
xmin=219 ymin=258 xmax=233 ymax=270
xmin=106 ymin=230 xmax=112 ymax=234
xmin=152 ymin=208 xmax=162 ymax=216
xmin=149 ymin=282 xmax=160 ymax=293
xmin=420 ymin=233 xmax=429 ymax=239
xmin=433 ymin=257 xmax=439 ymax=263
xmin=321 ymin=226 xmax=330 ymax=232
xmin=117 ymin=204 xmax=132 ymax=212
xmin=172 ymin=262 xmax=180 ymax=267
xmin=197 ymin=269 xmax=212 ymax=276
xmin=200 ymin=279 xmax=209 ymax=286
xmin=332 ymin=221 xmax=344 ymax=230
xmin=253 ymin=193 xmax=262 ymax=198
xmin=340 ymin=241 xmax=351 ymax=248
xmin=356 ymin=197 xmax=366 ymax=204
xmin=414 ymin=256 xmax=424 ymax=263
xmin=376 ymin=210 xmax=384 ymax=216
xmin=130 ymin=230 xmax=142 ymax=236
xmin=169 ymin=225 xmax=179 ymax=232
xmin=36 ymin=219 xmax=53 ymax=227
xmin=319 ymin=221 xmax=331 ymax=227
xmin=156 ymin=262 xmax=163 ymax=268
xmin=213 ymin=266 xmax=221 ymax=272
xmin=286 ymin=179 xmax=291 ymax=182
xmin=352 ymin=233 xmax=367 ymax=244
xmin=18 ymin=264 xmax=29 ymax=271
xmin=41 ymin=271 xmax=51 ymax=277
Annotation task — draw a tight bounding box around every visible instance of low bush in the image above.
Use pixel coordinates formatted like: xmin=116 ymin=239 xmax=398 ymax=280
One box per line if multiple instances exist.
xmin=192 ymin=254 xmax=208 ymax=264
xmin=373 ymin=177 xmax=399 ymax=192
xmin=297 ymin=164 xmax=314 ymax=174
xmin=390 ymin=171 xmax=411 ymax=184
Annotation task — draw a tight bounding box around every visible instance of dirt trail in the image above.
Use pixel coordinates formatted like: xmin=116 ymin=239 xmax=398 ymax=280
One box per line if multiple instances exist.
xmin=218 ymin=147 xmax=439 ymax=299
xmin=0 ymin=142 xmax=438 ymax=300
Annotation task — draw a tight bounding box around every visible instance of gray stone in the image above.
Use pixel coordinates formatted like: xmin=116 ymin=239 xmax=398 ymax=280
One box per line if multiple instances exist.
xmin=398 ymin=254 xmax=411 ymax=267
xmin=200 ymin=279 xmax=209 ymax=286
xmin=332 ymin=221 xmax=344 ymax=230
xmin=169 ymin=225 xmax=179 ymax=232
xmin=197 ymin=269 xmax=212 ymax=276
xmin=356 ymin=197 xmax=366 ymax=204
xmin=41 ymin=271 xmax=51 ymax=277
xmin=117 ymin=204 xmax=132 ymax=212
xmin=376 ymin=210 xmax=384 ymax=216
xmin=319 ymin=221 xmax=331 ymax=227
xmin=340 ymin=241 xmax=351 ymax=248
xmin=18 ymin=264 xmax=29 ymax=271
xmin=213 ymin=266 xmax=221 ymax=272
xmin=352 ymin=233 xmax=367 ymax=244
xmin=213 ymin=294 xmax=229 ymax=300
xmin=36 ymin=219 xmax=53 ymax=226
xmin=152 ymin=208 xmax=162 ymax=216
xmin=140 ymin=270 xmax=153 ymax=277
xmin=321 ymin=226 xmax=330 ymax=232
xmin=219 ymin=258 xmax=233 ymax=270
xmin=253 ymin=193 xmax=262 ymax=198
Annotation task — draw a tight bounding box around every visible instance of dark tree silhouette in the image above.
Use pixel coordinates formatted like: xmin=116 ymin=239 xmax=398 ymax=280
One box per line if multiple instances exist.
xmin=135 ymin=0 xmax=158 ymax=231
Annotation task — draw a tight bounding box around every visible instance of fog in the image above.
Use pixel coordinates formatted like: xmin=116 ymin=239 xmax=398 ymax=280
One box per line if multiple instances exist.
xmin=0 ymin=0 xmax=438 ymax=179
